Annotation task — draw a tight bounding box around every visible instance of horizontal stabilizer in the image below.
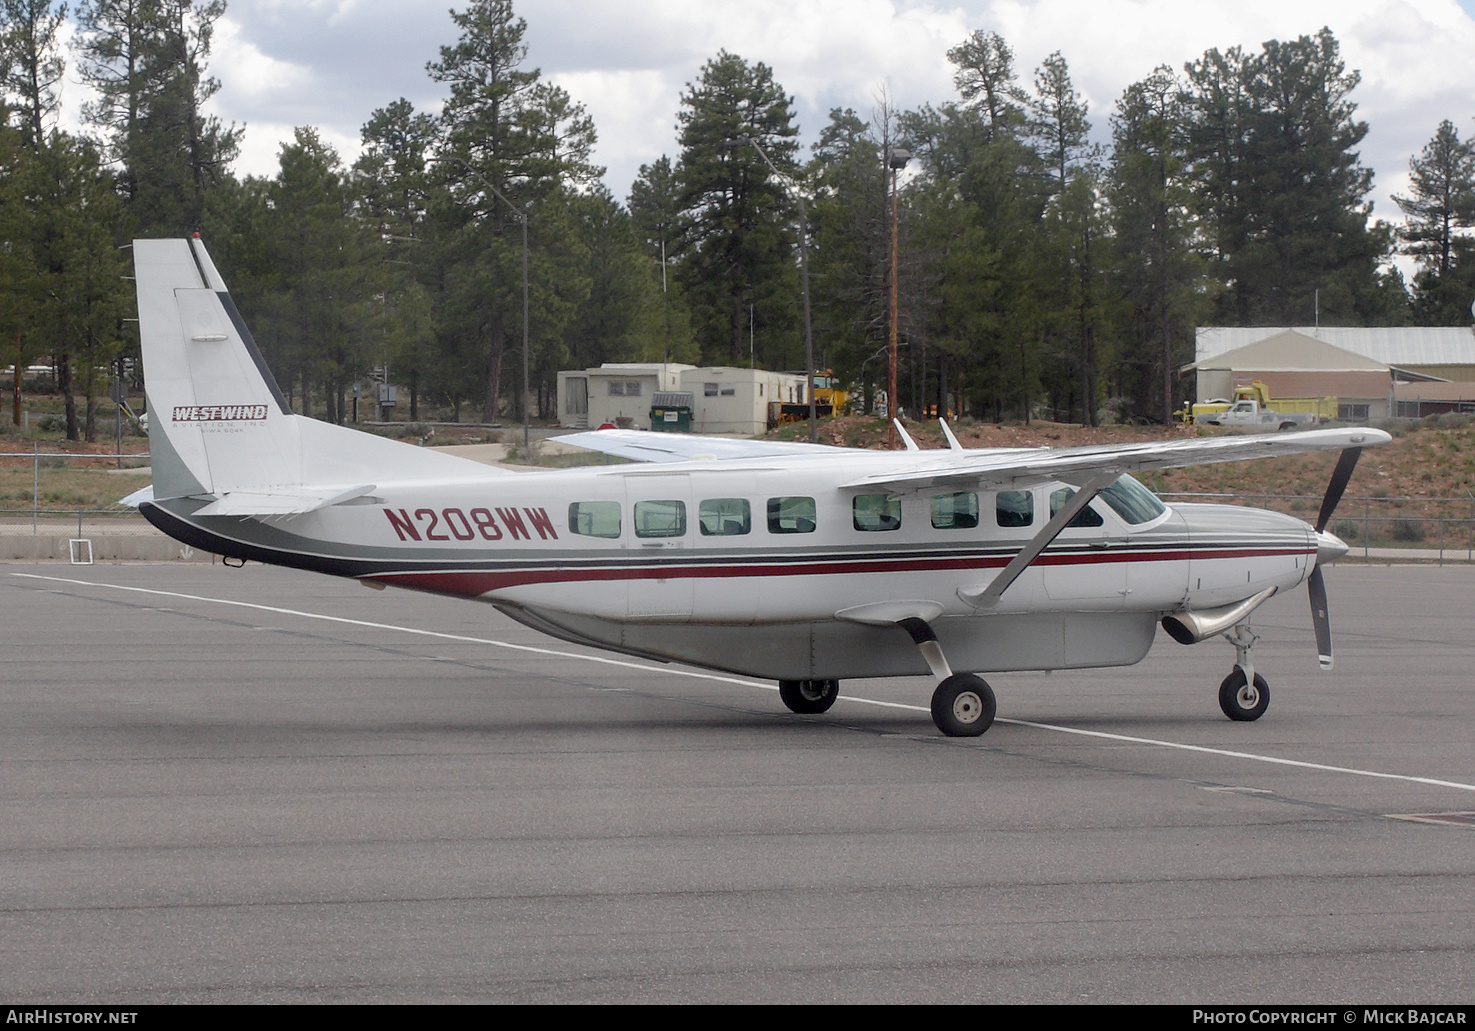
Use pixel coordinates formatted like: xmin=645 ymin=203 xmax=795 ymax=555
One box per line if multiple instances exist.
xmin=192 ymin=484 xmax=378 ymax=517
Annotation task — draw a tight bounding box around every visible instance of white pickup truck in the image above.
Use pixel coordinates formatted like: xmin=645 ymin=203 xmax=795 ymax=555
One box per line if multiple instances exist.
xmin=1196 ymin=400 xmax=1320 ymax=431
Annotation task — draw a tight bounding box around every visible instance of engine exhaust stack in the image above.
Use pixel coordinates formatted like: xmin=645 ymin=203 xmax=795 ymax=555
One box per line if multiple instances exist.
xmin=1161 ymin=586 xmax=1278 ymax=645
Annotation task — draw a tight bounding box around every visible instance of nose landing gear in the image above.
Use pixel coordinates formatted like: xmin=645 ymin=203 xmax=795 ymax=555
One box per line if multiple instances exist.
xmin=1219 ymin=624 xmax=1269 ymax=722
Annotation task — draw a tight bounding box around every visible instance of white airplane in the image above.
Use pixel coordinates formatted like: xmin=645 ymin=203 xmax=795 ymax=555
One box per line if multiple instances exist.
xmin=129 ymin=237 xmax=1389 ymax=737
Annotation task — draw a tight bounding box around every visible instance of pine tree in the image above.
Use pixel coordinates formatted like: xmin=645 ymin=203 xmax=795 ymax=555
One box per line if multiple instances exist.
xmin=1109 ymin=67 xmax=1211 ymax=422
xmin=76 ymin=0 xmax=240 ymax=234
xmin=946 ymin=30 xmax=1027 ymax=140
xmin=1 ymin=0 xmax=66 ymax=152
xmin=74 ymin=0 xmax=164 ymax=208
xmin=674 ymin=50 xmax=800 ymax=367
xmin=628 ymin=155 xmax=696 ymax=363
xmin=427 ymin=0 xmax=599 ymax=421
xmin=355 ymin=99 xmax=438 ymax=418
xmin=1393 ymin=120 xmax=1475 ymax=324
xmin=807 ymin=108 xmax=888 ymax=409
xmin=1182 ymin=29 xmax=1392 ymax=325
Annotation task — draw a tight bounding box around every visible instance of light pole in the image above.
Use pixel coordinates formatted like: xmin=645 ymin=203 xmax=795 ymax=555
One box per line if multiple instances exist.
xmin=886 ymin=145 xmax=910 ymax=450
xmin=728 ymin=135 xmax=816 ymax=443
xmin=432 ymin=156 xmax=532 ymax=449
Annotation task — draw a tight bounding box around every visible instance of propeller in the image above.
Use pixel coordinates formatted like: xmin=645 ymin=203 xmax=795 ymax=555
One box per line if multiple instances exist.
xmin=1307 ymin=446 xmax=1362 ymax=670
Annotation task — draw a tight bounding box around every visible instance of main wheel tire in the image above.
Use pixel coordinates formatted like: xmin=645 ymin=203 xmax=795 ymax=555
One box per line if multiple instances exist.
xmin=930 ymin=674 xmax=997 ymax=737
xmin=778 ymin=678 xmax=840 ymax=714
xmin=1219 ymin=667 xmax=1270 ymax=721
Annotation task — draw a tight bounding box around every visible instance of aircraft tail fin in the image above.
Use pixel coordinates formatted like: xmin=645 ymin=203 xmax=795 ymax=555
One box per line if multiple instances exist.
xmin=134 ymin=237 xmax=493 ymax=506
xmin=135 ymin=237 xmax=302 ymax=500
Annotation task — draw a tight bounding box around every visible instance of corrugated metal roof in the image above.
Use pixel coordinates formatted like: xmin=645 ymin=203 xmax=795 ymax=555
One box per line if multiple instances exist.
xmin=1197 ymin=327 xmax=1475 ymax=366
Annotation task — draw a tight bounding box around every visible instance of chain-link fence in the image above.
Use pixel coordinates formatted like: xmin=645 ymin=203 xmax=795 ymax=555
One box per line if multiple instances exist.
xmin=0 ymin=450 xmax=160 ymax=560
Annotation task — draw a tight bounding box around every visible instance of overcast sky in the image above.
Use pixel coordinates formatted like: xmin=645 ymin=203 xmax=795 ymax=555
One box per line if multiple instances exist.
xmin=58 ymin=0 xmax=1475 ymax=222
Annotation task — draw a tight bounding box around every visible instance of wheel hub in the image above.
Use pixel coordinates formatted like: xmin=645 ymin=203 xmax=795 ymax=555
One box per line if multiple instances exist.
xmin=952 ymin=691 xmax=983 ymax=725
xmin=1237 ymin=683 xmax=1259 ymax=708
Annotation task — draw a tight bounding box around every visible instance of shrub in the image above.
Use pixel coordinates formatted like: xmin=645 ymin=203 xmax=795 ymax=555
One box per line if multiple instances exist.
xmin=1390 ymin=518 xmax=1426 ymax=542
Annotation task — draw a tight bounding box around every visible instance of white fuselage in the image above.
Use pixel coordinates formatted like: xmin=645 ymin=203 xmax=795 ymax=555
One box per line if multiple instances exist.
xmin=144 ymin=450 xmax=1318 ymax=682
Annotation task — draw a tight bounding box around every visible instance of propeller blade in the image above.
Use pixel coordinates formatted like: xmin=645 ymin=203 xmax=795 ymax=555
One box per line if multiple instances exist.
xmin=1316 ymin=447 xmax=1363 ymax=533
xmin=1308 ymin=565 xmax=1333 ymax=670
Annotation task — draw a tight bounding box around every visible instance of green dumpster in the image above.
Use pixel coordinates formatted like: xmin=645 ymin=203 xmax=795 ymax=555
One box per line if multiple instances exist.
xmin=650 ymin=391 xmax=694 ymax=433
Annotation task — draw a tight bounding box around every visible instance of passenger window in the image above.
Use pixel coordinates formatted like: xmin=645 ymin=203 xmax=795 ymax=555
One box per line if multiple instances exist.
xmin=768 ymin=496 xmax=816 ymax=534
xmin=996 ymin=491 xmax=1033 ymax=528
xmin=853 ymin=494 xmax=901 ymax=532
xmin=1049 ymin=488 xmax=1105 ymax=528
xmin=568 ymin=501 xmax=620 ymax=538
xmin=931 ymin=492 xmax=979 ymax=529
xmin=634 ymin=499 xmax=686 ymax=537
xmin=699 ymin=498 xmax=751 ymax=536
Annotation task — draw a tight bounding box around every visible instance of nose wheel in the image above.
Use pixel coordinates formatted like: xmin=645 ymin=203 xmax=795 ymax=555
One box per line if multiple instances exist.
xmin=1218 ymin=624 xmax=1269 ymax=721
xmin=1219 ymin=667 xmax=1269 ymax=721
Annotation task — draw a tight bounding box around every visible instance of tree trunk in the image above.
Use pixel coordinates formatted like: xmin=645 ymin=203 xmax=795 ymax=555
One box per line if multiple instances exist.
xmin=58 ymin=354 xmax=78 ymax=441
xmin=12 ymin=334 xmax=22 ymax=428
xmin=483 ymin=323 xmax=505 ymax=423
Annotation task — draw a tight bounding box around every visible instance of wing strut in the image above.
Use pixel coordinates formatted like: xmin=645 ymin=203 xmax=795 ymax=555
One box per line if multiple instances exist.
xmin=960 ymin=472 xmax=1119 ymax=608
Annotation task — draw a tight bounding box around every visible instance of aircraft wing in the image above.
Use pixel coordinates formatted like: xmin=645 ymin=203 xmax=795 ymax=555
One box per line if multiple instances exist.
xmin=842 ymin=427 xmax=1392 ymax=492
xmin=556 ymin=428 xmax=853 ymax=463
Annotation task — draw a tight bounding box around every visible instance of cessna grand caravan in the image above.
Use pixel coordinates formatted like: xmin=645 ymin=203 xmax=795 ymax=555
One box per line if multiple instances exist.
xmin=129 ymin=237 xmax=1388 ymax=737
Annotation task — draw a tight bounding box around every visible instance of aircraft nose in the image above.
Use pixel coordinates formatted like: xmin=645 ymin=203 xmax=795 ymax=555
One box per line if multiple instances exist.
xmin=1316 ymin=529 xmax=1349 ymax=565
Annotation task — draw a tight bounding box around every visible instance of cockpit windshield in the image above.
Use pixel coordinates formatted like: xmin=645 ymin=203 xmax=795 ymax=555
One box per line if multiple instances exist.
xmin=1096 ymin=474 xmax=1167 ymax=525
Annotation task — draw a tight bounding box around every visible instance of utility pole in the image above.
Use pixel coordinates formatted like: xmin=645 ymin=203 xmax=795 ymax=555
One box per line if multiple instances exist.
xmin=887 ymin=146 xmax=911 ymax=450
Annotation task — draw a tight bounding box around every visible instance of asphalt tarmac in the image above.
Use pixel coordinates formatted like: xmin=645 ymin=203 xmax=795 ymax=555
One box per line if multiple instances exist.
xmin=2 ymin=562 xmax=1472 ymax=1003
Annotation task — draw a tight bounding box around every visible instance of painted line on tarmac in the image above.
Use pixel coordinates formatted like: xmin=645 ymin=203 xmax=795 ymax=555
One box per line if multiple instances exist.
xmin=15 ymin=571 xmax=1475 ymax=795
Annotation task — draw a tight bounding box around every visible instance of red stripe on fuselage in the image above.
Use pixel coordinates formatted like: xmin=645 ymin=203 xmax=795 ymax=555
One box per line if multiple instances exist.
xmin=367 ymin=545 xmax=1312 ymax=599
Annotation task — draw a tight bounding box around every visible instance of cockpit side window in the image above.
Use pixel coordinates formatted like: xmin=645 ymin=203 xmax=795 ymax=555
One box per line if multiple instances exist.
xmin=1096 ymin=474 xmax=1166 ymax=525
xmin=1049 ymin=488 xmax=1105 ymax=528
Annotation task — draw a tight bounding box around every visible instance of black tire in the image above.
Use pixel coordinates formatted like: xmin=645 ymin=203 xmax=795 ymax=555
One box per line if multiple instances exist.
xmin=930 ymin=674 xmax=997 ymax=737
xmin=778 ymin=678 xmax=840 ymax=714
xmin=1219 ymin=667 xmax=1270 ymax=721
xmin=1279 ymin=421 xmax=1297 ymax=431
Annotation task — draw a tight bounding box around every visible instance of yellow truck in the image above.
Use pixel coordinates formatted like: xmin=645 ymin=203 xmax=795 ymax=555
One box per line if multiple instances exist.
xmin=769 ymin=371 xmax=850 ymax=428
xmin=1180 ymin=381 xmax=1338 ymax=429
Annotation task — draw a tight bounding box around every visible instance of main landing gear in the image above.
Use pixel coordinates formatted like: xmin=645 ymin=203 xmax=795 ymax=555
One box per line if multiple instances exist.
xmin=778 ymin=679 xmax=840 ymax=714
xmin=899 ymin=616 xmax=997 ymax=738
xmin=1218 ymin=624 xmax=1269 ymax=722
xmin=775 ymin=618 xmax=998 ymax=738
xmin=931 ymin=673 xmax=997 ymax=737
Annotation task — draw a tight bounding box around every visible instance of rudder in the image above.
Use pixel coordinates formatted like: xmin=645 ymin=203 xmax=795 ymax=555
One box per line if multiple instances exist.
xmin=134 ymin=237 xmax=302 ymax=500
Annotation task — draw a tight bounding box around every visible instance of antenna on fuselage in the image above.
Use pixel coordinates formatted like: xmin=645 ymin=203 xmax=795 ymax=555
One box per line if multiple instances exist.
xmin=893 ymin=419 xmax=920 ymax=451
xmin=939 ymin=420 xmax=964 ymax=452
